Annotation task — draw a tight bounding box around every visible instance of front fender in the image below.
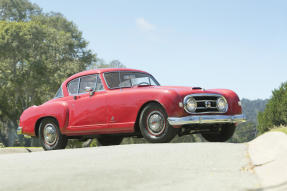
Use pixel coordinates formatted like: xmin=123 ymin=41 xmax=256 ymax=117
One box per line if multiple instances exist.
xmin=154 ymin=89 xmax=185 ymax=117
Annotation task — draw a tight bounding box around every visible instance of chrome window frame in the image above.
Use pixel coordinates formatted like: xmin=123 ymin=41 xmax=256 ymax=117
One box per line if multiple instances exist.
xmin=95 ymin=75 xmax=105 ymax=91
xmin=67 ymin=74 xmax=105 ymax=96
xmin=183 ymin=93 xmax=229 ymax=114
xmin=103 ymin=71 xmax=160 ymax=90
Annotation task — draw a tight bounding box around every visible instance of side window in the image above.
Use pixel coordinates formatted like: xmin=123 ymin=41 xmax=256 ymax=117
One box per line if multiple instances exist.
xmin=96 ymin=76 xmax=104 ymax=91
xmin=104 ymin=72 xmax=120 ymax=89
xmin=79 ymin=75 xmax=97 ymax=94
xmin=54 ymin=87 xmax=63 ymax=98
xmin=67 ymin=78 xmax=80 ymax=95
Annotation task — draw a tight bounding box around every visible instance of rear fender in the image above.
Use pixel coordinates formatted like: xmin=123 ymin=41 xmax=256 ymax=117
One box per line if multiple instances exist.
xmin=20 ymin=102 xmax=69 ymax=136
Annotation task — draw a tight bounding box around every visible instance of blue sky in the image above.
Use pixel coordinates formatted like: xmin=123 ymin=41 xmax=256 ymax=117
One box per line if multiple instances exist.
xmin=30 ymin=0 xmax=287 ymax=99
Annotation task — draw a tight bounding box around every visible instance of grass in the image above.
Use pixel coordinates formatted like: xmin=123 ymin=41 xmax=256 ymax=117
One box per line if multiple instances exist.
xmin=270 ymin=126 xmax=287 ymax=135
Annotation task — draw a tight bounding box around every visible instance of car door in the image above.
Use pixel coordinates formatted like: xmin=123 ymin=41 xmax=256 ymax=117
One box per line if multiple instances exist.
xmin=66 ymin=74 xmax=107 ymax=132
xmin=104 ymin=71 xmax=139 ymax=133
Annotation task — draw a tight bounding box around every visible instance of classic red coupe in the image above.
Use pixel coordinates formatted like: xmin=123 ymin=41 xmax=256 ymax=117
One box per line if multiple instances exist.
xmin=18 ymin=68 xmax=245 ymax=150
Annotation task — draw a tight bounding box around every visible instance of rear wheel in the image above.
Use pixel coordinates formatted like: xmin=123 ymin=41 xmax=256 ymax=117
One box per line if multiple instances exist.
xmin=139 ymin=103 xmax=177 ymax=143
xmin=97 ymin=135 xmax=123 ymax=146
xmin=201 ymin=124 xmax=236 ymax=142
xmin=39 ymin=118 xmax=68 ymax=150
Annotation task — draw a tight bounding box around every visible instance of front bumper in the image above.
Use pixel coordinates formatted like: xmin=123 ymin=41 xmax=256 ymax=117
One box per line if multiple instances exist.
xmin=168 ymin=114 xmax=246 ymax=126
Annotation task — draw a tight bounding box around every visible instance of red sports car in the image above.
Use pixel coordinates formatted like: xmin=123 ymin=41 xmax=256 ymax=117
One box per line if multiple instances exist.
xmin=18 ymin=68 xmax=245 ymax=150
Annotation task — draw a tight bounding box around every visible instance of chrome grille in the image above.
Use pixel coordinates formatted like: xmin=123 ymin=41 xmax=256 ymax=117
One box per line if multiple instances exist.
xmin=184 ymin=94 xmax=228 ymax=114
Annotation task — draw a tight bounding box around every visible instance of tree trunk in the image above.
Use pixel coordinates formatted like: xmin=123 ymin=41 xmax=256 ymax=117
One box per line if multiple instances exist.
xmin=0 ymin=133 xmax=8 ymax=147
xmin=8 ymin=121 xmax=17 ymax=146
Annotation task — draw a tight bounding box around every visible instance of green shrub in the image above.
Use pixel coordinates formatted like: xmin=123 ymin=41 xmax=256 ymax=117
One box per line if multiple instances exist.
xmin=258 ymin=82 xmax=287 ymax=134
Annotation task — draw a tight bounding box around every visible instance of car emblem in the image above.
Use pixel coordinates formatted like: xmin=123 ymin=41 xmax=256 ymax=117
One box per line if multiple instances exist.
xmin=205 ymin=101 xmax=212 ymax=108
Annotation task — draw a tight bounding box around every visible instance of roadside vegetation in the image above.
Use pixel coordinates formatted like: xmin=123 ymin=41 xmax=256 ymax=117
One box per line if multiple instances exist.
xmin=258 ymin=82 xmax=287 ymax=134
xmin=270 ymin=126 xmax=287 ymax=135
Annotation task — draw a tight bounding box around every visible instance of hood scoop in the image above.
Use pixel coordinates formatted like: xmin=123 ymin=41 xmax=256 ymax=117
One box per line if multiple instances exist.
xmin=192 ymin=87 xmax=203 ymax=90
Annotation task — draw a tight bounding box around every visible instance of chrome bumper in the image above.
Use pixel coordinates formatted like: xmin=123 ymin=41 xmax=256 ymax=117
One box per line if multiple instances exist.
xmin=17 ymin=127 xmax=23 ymax=135
xmin=168 ymin=114 xmax=246 ymax=126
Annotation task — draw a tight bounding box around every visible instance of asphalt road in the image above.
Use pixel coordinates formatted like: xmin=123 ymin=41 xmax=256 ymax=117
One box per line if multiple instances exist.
xmin=0 ymin=143 xmax=259 ymax=191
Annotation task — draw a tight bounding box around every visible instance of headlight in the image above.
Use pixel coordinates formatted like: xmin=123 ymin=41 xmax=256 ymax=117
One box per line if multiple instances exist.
xmin=185 ymin=97 xmax=197 ymax=113
xmin=217 ymin=97 xmax=228 ymax=112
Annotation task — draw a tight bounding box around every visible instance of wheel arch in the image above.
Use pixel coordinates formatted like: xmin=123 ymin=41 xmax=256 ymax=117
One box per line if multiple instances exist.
xmin=34 ymin=116 xmax=59 ymax=137
xmin=134 ymin=101 xmax=166 ymax=134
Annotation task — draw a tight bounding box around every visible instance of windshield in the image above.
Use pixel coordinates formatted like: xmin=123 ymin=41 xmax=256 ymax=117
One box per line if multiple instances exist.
xmin=104 ymin=71 xmax=160 ymax=89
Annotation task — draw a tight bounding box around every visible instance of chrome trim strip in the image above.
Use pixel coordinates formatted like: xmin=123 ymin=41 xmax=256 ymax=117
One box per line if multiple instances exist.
xmin=195 ymin=100 xmax=217 ymax=102
xmin=17 ymin=127 xmax=23 ymax=135
xmin=168 ymin=114 xmax=246 ymax=126
xmin=187 ymin=93 xmax=223 ymax=97
xmin=196 ymin=106 xmax=217 ymax=109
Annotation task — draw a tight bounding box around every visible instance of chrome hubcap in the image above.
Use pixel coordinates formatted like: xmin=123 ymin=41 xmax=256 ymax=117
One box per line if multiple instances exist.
xmin=147 ymin=111 xmax=165 ymax=136
xmin=43 ymin=123 xmax=58 ymax=145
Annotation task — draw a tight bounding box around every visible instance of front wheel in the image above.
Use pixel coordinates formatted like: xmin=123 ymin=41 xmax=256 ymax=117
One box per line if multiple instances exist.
xmin=201 ymin=124 xmax=236 ymax=142
xmin=139 ymin=103 xmax=177 ymax=143
xmin=39 ymin=118 xmax=68 ymax=150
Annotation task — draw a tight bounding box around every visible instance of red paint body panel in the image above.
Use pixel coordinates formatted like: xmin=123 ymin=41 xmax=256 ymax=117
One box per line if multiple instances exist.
xmin=19 ymin=68 xmax=243 ymax=137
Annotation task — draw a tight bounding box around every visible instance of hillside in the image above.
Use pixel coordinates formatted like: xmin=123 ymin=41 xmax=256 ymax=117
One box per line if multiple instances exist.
xmin=241 ymin=98 xmax=269 ymax=124
xmin=230 ymin=98 xmax=268 ymax=143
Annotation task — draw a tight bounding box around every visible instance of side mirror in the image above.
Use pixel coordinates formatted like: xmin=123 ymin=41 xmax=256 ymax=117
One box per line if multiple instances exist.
xmin=85 ymin=87 xmax=94 ymax=92
xmin=85 ymin=87 xmax=95 ymax=96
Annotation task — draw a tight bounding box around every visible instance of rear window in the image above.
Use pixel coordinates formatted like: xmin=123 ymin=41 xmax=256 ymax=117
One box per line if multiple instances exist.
xmin=54 ymin=87 xmax=63 ymax=98
xmin=67 ymin=78 xmax=80 ymax=95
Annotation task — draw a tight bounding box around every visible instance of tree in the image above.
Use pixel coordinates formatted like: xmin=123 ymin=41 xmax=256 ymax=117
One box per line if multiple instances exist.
xmin=87 ymin=58 xmax=126 ymax=69
xmin=0 ymin=0 xmax=96 ymax=146
xmin=257 ymin=82 xmax=287 ymax=134
xmin=0 ymin=0 xmax=41 ymax=21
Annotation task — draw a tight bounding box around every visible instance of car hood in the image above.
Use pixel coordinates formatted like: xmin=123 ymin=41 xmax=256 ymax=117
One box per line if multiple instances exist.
xmin=152 ymin=86 xmax=238 ymax=99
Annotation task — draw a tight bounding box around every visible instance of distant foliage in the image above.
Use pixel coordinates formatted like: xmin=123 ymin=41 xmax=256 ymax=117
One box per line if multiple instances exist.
xmin=87 ymin=58 xmax=126 ymax=70
xmin=241 ymin=98 xmax=268 ymax=124
xmin=258 ymin=82 xmax=287 ymax=134
xmin=0 ymin=0 xmax=41 ymax=21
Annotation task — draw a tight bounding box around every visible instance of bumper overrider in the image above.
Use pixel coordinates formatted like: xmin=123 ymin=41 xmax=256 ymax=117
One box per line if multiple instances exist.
xmin=168 ymin=114 xmax=246 ymax=126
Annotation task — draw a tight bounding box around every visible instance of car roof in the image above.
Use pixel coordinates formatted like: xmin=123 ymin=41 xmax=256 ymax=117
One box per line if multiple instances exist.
xmin=63 ymin=68 xmax=149 ymax=85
